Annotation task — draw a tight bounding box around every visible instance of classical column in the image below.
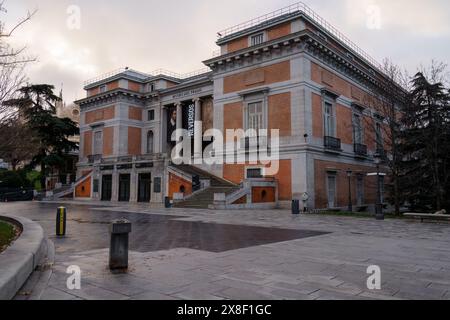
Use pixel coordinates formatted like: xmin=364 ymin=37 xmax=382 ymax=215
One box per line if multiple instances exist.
xmin=193 ymin=98 xmax=202 ymax=163
xmin=172 ymin=102 xmax=184 ymax=164
xmin=111 ymin=170 xmax=119 ymax=202
xmin=129 ymin=170 xmax=138 ymax=203
xmin=194 ymin=98 xmax=201 ymax=122
xmin=176 ymin=102 xmax=183 ymax=142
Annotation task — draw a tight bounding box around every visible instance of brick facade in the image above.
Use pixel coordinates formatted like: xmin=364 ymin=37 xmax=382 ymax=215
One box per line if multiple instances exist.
xmin=223 ymin=61 xmax=291 ymax=94
xmin=75 ymin=6 xmax=391 ymax=210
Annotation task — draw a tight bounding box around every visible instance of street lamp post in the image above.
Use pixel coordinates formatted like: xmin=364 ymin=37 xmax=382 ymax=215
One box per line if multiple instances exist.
xmin=374 ymin=153 xmax=384 ymax=220
xmin=346 ymin=169 xmax=353 ymax=212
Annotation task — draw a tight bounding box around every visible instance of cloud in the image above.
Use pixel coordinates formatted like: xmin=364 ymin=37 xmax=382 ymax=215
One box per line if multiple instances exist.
xmin=343 ymin=0 xmax=450 ymax=36
xmin=2 ymin=0 xmax=449 ymax=103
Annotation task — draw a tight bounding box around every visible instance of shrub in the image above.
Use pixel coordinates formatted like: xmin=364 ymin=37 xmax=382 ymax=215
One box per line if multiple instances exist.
xmin=0 ymin=170 xmax=31 ymax=189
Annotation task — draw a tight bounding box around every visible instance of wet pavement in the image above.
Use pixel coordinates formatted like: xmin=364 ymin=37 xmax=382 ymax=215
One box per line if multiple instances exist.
xmin=1 ymin=201 xmax=450 ymax=300
xmin=0 ymin=202 xmax=327 ymax=253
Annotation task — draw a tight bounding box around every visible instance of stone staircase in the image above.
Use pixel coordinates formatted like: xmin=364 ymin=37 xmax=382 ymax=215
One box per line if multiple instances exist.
xmin=173 ymin=186 xmax=239 ymax=209
xmin=40 ymin=184 xmax=74 ymax=201
xmin=171 ymin=165 xmax=239 ymax=209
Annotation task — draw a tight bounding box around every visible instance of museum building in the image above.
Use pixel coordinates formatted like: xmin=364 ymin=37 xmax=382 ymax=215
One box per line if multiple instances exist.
xmin=74 ymin=2 xmax=391 ymax=210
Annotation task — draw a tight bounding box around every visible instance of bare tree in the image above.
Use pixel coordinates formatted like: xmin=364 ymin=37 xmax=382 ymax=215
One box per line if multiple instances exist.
xmin=362 ymin=59 xmax=410 ymax=215
xmin=0 ymin=116 xmax=39 ymax=170
xmin=418 ymin=60 xmax=449 ymax=86
xmin=0 ymin=1 xmax=37 ymax=122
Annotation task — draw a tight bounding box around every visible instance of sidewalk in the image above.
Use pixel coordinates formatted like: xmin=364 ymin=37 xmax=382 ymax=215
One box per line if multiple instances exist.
xmin=3 ymin=202 xmax=449 ymax=300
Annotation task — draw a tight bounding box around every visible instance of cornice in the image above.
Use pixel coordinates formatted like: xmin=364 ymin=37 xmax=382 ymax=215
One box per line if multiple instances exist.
xmin=77 ymin=89 xmax=146 ymax=109
xmin=204 ymin=30 xmax=390 ymax=93
xmin=216 ymin=11 xmax=303 ymax=45
xmin=158 ymin=77 xmax=213 ymax=95
xmin=204 ymin=30 xmax=308 ymax=67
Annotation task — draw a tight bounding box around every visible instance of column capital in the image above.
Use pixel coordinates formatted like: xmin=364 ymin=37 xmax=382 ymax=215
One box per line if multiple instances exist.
xmin=175 ymin=101 xmax=183 ymax=107
xmin=192 ymin=97 xmax=201 ymax=103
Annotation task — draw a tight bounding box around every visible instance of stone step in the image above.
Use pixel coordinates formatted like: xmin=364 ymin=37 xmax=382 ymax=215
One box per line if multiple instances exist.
xmin=171 ymin=164 xmax=236 ymax=187
xmin=170 ymin=164 xmax=240 ymax=209
xmin=174 ymin=186 xmax=241 ymax=208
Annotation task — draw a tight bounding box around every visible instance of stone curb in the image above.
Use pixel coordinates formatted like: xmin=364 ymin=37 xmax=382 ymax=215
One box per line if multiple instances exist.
xmin=0 ymin=215 xmax=46 ymax=300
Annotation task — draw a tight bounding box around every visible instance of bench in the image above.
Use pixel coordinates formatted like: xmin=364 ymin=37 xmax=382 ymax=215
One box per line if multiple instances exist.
xmin=404 ymin=213 xmax=450 ymax=223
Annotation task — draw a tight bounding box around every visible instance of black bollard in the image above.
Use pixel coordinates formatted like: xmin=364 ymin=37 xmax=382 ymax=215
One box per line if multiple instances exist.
xmin=109 ymin=219 xmax=132 ymax=271
xmin=164 ymin=196 xmax=172 ymax=208
xmin=292 ymin=200 xmax=300 ymax=215
xmin=56 ymin=207 xmax=67 ymax=236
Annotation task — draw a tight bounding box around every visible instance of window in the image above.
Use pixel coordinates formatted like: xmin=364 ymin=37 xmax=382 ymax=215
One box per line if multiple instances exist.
xmin=247 ymin=101 xmax=264 ymax=134
xmin=356 ymin=175 xmax=364 ymax=206
xmin=147 ymin=131 xmax=154 ymax=154
xmin=148 ymin=109 xmax=155 ymax=121
xmin=93 ymin=131 xmax=103 ymax=155
xmin=147 ymin=83 xmax=155 ymax=92
xmin=153 ymin=177 xmax=161 ymax=193
xmin=353 ymin=113 xmax=363 ymax=144
xmin=93 ymin=179 xmax=99 ymax=193
xmin=323 ymin=101 xmax=336 ymax=137
xmin=250 ymin=33 xmax=264 ymax=46
xmin=99 ymin=85 xmax=107 ymax=93
xmin=327 ymin=174 xmax=337 ymax=208
xmin=246 ymin=168 xmax=263 ymax=179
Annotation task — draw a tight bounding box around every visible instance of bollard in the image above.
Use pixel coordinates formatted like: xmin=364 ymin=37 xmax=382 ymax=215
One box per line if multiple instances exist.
xmin=109 ymin=219 xmax=132 ymax=271
xmin=56 ymin=207 xmax=67 ymax=236
xmin=292 ymin=200 xmax=300 ymax=215
xmin=164 ymin=196 xmax=172 ymax=208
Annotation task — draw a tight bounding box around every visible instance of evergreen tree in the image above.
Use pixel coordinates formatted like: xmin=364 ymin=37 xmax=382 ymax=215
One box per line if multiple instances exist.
xmin=399 ymin=73 xmax=450 ymax=211
xmin=4 ymin=84 xmax=79 ymax=189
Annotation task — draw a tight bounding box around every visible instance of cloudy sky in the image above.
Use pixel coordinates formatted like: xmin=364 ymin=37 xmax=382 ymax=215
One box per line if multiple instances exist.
xmin=2 ymin=0 xmax=449 ymax=103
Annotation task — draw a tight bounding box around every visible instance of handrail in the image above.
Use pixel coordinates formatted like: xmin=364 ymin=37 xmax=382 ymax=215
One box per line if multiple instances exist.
xmin=73 ymin=170 xmax=92 ymax=186
xmin=216 ymin=1 xmax=383 ymax=72
xmin=225 ymin=186 xmax=250 ymax=205
xmin=52 ymin=186 xmax=75 ymax=199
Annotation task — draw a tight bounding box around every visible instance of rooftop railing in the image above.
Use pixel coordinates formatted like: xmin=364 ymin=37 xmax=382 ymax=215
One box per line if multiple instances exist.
xmin=149 ymin=67 xmax=212 ymax=80
xmin=84 ymin=67 xmax=212 ymax=88
xmin=84 ymin=68 xmax=151 ymax=87
xmin=216 ymin=1 xmax=383 ymax=72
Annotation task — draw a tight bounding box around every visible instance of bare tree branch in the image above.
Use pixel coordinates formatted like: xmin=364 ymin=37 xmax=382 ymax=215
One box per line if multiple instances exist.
xmin=0 ymin=2 xmax=36 ymax=122
xmin=0 ymin=8 xmax=37 ymax=38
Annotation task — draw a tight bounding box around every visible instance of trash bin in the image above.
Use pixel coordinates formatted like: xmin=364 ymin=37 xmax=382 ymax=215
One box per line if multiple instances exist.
xmin=292 ymin=200 xmax=300 ymax=215
xmin=164 ymin=196 xmax=171 ymax=208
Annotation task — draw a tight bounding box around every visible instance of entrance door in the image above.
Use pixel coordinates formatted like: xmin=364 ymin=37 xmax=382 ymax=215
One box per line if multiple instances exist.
xmin=118 ymin=174 xmax=131 ymax=202
xmin=356 ymin=175 xmax=364 ymax=206
xmin=101 ymin=175 xmax=112 ymax=201
xmin=327 ymin=174 xmax=336 ymax=208
xmin=138 ymin=173 xmax=151 ymax=203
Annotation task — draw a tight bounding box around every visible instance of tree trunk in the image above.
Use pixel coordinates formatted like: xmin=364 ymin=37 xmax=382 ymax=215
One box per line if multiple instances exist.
xmin=394 ymin=176 xmax=400 ymax=215
xmin=40 ymin=161 xmax=46 ymax=191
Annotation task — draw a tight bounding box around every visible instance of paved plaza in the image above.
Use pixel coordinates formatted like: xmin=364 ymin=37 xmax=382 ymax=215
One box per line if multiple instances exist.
xmin=1 ymin=201 xmax=449 ymax=300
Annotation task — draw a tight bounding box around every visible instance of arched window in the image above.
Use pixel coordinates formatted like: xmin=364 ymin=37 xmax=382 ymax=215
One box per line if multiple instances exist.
xmin=147 ymin=130 xmax=154 ymax=154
